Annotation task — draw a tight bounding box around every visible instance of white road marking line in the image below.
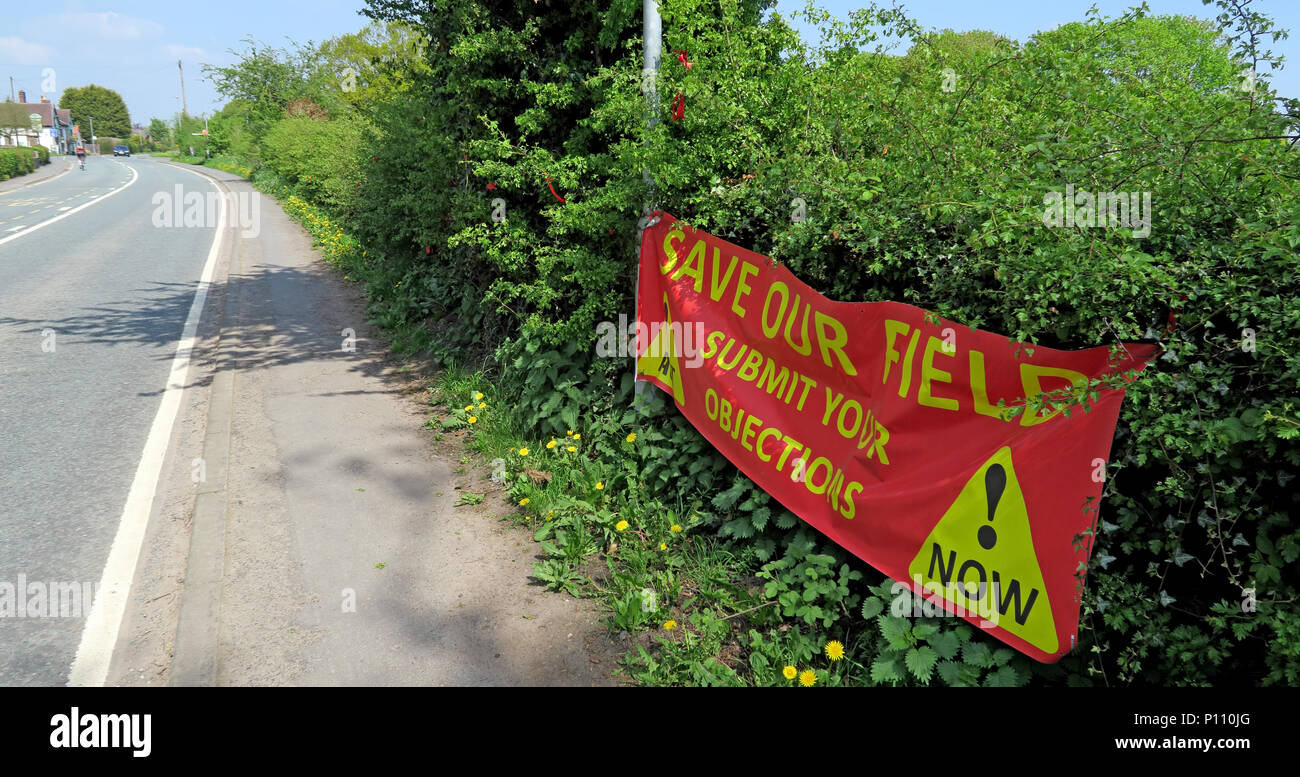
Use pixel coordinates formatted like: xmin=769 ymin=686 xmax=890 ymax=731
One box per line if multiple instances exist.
xmin=6 ymin=225 xmax=23 ymax=232
xmin=0 ymin=162 xmax=138 ymax=248
xmin=58 ymin=207 xmax=70 ymax=211
xmin=68 ymin=164 xmax=227 ymax=687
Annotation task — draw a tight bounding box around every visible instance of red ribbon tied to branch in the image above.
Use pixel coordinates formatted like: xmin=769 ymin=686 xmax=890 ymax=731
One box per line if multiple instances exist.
xmin=676 ymin=49 xmax=692 ymax=69
xmin=544 ymin=172 xmax=566 ymax=204
xmin=671 ymin=92 xmax=686 ymax=121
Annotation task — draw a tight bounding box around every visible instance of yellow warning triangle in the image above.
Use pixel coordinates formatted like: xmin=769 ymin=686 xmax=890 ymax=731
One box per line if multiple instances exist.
xmin=906 ymin=446 xmax=1057 ymax=654
xmin=636 ymin=294 xmax=686 ymax=405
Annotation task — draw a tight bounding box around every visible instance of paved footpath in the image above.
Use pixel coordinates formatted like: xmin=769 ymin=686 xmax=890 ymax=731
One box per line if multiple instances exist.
xmin=103 ymin=163 xmax=622 ymax=686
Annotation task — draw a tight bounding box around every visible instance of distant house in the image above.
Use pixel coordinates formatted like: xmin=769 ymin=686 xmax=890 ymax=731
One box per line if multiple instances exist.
xmin=0 ymin=90 xmax=73 ymax=153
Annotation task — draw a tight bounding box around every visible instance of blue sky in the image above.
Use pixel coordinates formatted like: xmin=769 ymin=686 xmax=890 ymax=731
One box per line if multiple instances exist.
xmin=0 ymin=1 xmax=1295 ymax=128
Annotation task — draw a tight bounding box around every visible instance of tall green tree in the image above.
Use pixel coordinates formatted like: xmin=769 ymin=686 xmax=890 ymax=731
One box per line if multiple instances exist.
xmin=59 ymin=84 xmax=130 ymax=138
xmin=0 ymin=101 xmax=32 ymax=144
xmin=147 ymin=118 xmax=171 ymax=149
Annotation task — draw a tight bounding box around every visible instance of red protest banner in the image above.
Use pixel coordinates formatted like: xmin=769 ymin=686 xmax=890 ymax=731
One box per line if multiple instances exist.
xmin=635 ymin=212 xmax=1156 ymax=662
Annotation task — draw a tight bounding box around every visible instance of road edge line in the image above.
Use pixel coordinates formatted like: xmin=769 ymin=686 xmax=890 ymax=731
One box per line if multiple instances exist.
xmin=66 ymin=163 xmax=228 ymax=687
xmin=0 ymin=160 xmax=138 ymax=247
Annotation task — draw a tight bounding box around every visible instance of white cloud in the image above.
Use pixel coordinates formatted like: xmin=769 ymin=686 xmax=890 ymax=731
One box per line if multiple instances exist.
xmin=46 ymin=12 xmax=165 ymax=40
xmin=164 ymin=43 xmax=208 ymax=60
xmin=0 ymin=37 xmax=54 ymax=66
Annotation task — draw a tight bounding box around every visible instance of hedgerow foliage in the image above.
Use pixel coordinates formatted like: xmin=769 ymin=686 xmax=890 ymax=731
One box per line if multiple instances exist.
xmin=217 ymin=0 xmax=1298 ymax=685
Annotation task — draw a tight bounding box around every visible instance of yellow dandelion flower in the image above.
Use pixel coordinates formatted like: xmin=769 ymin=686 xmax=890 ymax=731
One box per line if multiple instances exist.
xmin=518 ymin=448 xmax=529 ymax=457
xmin=799 ymin=670 xmax=816 ymax=687
xmin=615 ymin=520 xmax=629 ymax=531
xmin=524 ymin=515 xmax=531 ymax=521
xmin=478 ymin=402 xmax=486 ymax=408
xmin=547 ymin=510 xmax=554 ymax=516
xmin=519 ymin=497 xmax=530 ymax=506
xmin=468 ymin=416 xmax=477 ymax=424
xmin=545 ymin=515 xmax=552 ymax=521
xmin=825 ymin=640 xmax=845 ymax=662
xmin=474 ymin=392 xmax=483 ymax=400
xmin=566 ymin=430 xmax=574 ymax=437
xmin=670 ymin=524 xmax=682 ymax=533
xmin=464 ymin=405 xmax=473 ymax=411
xmin=659 ymin=542 xmax=667 ymax=551
xmin=546 ymin=440 xmax=557 ymax=449
xmin=567 ymin=445 xmax=576 ymax=452
xmin=663 ymin=620 xmax=677 ymax=631
xmin=595 ymin=482 xmax=604 ymax=490
xmin=783 ymin=665 xmax=798 ymax=680
xmin=626 ymin=433 xmax=637 ymax=443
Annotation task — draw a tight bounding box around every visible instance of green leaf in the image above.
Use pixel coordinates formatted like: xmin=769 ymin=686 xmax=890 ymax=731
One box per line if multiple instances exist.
xmin=871 ymin=656 xmax=903 ymax=685
xmin=928 ymin=629 xmax=962 ymax=660
xmin=861 ymin=597 xmax=884 ymax=620
xmin=905 ymin=646 xmax=939 ymax=682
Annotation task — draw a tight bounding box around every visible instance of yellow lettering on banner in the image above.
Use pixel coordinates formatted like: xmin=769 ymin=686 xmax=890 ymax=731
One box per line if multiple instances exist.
xmin=757 ymin=359 xmax=790 ymax=398
xmin=813 ymin=311 xmax=857 ymax=376
xmin=732 ymin=262 xmax=759 ymax=318
xmin=756 ymin=427 xmax=782 ymax=462
xmin=1019 ymin=364 xmax=1088 ymax=427
xmin=918 ymin=336 xmax=958 ymax=411
xmin=709 ymin=248 xmax=739 ymax=303
xmin=701 ymin=330 xmax=725 ymax=360
xmin=741 ymin=414 xmax=762 ymax=452
xmin=905 ymin=447 xmax=1057 ymax=654
xmin=762 ymin=282 xmax=788 ymax=338
xmin=736 ymin=350 xmax=764 ymax=382
xmin=671 ymin=239 xmax=707 ymax=292
xmin=661 ymin=229 xmax=686 ymax=274
xmin=968 ymin=350 xmax=1007 ymax=419
xmin=882 ymin=319 xmax=910 ymax=385
xmin=898 ymin=329 xmax=921 ymax=398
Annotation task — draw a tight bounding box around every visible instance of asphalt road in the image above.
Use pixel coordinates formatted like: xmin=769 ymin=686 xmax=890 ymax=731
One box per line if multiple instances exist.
xmin=0 ymin=156 xmax=217 ymax=685
xmin=0 ymin=156 xmax=618 ymax=688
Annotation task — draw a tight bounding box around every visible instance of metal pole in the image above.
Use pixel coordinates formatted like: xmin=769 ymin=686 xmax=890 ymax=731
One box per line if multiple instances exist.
xmin=634 ymin=0 xmax=661 ymax=404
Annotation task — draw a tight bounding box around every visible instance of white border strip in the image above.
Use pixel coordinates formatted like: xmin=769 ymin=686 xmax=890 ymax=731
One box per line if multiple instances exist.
xmin=67 ymin=165 xmax=228 ymax=686
xmin=0 ymin=161 xmax=138 ymax=247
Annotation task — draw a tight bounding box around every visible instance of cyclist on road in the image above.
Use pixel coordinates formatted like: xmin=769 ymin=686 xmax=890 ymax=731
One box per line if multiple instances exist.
xmin=75 ymin=145 xmax=86 ymax=170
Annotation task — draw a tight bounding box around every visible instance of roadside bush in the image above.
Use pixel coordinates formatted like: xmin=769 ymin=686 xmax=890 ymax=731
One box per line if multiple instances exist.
xmin=0 ymin=147 xmax=37 ymax=179
xmin=261 ymin=112 xmax=369 ymax=217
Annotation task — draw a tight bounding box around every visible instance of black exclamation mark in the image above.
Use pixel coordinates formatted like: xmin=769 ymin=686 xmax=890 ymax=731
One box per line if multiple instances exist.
xmin=978 ymin=463 xmax=1006 ymax=550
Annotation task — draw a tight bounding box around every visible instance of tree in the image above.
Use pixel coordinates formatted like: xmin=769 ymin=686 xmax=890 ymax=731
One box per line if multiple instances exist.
xmin=60 ymin=85 xmax=130 ymax=138
xmin=148 ymin=118 xmax=170 ymax=149
xmin=203 ymin=37 xmax=323 ymax=143
xmin=0 ymin=101 xmax=32 ymax=144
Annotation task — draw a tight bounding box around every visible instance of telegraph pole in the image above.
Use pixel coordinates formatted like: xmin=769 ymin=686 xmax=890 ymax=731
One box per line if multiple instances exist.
xmin=178 ymin=60 xmax=187 ymax=116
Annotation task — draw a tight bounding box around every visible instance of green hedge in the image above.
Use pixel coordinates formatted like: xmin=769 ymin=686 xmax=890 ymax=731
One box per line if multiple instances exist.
xmin=0 ymin=147 xmax=38 ymax=179
xmin=230 ymin=0 xmax=1298 ymax=685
